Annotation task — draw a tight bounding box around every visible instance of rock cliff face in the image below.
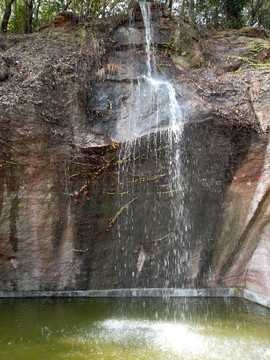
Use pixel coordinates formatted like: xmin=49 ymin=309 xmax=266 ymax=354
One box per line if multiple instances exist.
xmin=0 ymin=4 xmax=269 ymax=297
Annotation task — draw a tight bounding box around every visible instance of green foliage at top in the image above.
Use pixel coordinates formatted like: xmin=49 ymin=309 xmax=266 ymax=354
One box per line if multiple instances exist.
xmin=194 ymin=0 xmax=250 ymax=28
xmin=0 ymin=0 xmax=269 ymax=34
xmin=0 ymin=0 xmax=130 ymax=33
xmin=226 ymin=0 xmax=250 ymax=28
xmin=8 ymin=1 xmax=24 ymax=32
xmin=178 ymin=0 xmax=269 ymax=29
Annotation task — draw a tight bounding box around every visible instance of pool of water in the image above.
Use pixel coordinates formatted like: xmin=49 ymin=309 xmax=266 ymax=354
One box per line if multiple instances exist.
xmin=0 ymin=297 xmax=270 ymax=360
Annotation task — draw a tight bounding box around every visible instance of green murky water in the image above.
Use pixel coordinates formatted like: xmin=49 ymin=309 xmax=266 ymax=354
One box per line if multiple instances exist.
xmin=0 ymin=297 xmax=270 ymax=360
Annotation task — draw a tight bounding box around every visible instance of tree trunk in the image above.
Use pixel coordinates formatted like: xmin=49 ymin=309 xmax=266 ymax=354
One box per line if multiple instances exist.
xmin=180 ymin=0 xmax=186 ymax=18
xmin=1 ymin=0 xmax=15 ymax=32
xmin=253 ymin=0 xmax=266 ymax=25
xmin=71 ymin=0 xmax=76 ymax=14
xmin=14 ymin=0 xmax=17 ymax=22
xmin=167 ymin=0 xmax=173 ymax=10
xmin=213 ymin=6 xmax=219 ymax=28
xmin=23 ymin=0 xmax=34 ymax=33
xmin=35 ymin=0 xmax=40 ymax=23
xmin=189 ymin=0 xmax=195 ymax=24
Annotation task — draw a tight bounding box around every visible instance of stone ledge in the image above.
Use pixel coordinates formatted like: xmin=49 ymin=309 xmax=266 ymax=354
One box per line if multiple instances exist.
xmin=243 ymin=289 xmax=270 ymax=309
xmin=1 ymin=288 xmax=269 ymax=308
xmin=0 ymin=287 xmax=241 ymax=298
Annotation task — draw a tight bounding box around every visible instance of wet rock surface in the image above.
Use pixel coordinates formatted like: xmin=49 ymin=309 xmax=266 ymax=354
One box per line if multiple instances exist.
xmin=0 ymin=3 xmax=269 ymax=297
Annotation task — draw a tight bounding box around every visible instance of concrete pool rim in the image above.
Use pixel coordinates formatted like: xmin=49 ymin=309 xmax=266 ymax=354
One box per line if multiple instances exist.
xmin=0 ymin=288 xmax=269 ymax=309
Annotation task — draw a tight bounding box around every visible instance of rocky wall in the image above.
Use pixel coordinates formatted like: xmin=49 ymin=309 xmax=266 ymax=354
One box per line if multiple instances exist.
xmin=0 ymin=3 xmax=269 ymax=298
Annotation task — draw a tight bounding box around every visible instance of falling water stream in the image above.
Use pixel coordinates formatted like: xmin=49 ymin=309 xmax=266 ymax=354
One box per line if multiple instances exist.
xmin=113 ymin=2 xmax=191 ymax=288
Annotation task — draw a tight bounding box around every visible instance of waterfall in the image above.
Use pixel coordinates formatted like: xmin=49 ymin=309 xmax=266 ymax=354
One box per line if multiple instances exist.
xmin=140 ymin=2 xmax=183 ymax=131
xmin=114 ymin=3 xmax=184 ymax=142
xmin=140 ymin=2 xmax=153 ymax=77
xmin=113 ymin=2 xmax=187 ymax=288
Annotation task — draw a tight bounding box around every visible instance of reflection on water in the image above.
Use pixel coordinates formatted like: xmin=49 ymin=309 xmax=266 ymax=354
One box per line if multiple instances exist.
xmin=0 ymin=297 xmax=270 ymax=360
